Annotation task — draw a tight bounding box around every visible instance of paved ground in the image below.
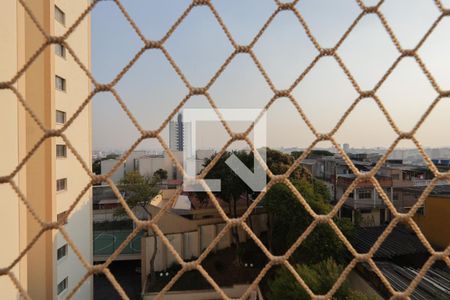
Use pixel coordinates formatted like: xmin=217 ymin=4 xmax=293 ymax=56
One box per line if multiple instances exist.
xmin=94 ymin=260 xmax=141 ymax=300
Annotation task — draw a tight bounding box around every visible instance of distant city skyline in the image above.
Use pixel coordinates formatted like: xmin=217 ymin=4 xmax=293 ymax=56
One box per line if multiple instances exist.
xmin=92 ymin=0 xmax=450 ymax=151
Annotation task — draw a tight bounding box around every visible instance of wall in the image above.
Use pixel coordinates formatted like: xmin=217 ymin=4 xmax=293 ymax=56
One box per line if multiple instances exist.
xmin=0 ymin=0 xmax=27 ymax=297
xmin=144 ymin=284 xmax=254 ymax=300
xmin=0 ymin=0 xmax=93 ymax=298
xmin=101 ymin=158 xmax=124 ymax=183
xmin=414 ymin=196 xmax=450 ymax=249
xmin=53 ymin=0 xmax=93 ymax=298
xmin=141 ymin=212 xmax=267 ymax=274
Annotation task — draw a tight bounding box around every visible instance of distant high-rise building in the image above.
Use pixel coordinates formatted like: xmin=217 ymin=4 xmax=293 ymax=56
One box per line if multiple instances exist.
xmin=343 ymin=143 xmax=350 ymax=153
xmin=169 ymin=113 xmax=184 ymax=151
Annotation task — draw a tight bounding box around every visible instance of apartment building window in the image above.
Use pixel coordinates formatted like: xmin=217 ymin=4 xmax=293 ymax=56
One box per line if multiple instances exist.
xmin=55 ymin=44 xmax=66 ymax=58
xmin=56 ymin=145 xmax=67 ymax=158
xmin=55 ymin=75 xmax=66 ymax=91
xmin=416 ymin=207 xmax=425 ymax=216
xmin=57 ymin=244 xmax=68 ymax=260
xmin=358 ymin=189 xmax=372 ymax=199
xmin=57 ymin=277 xmax=68 ymax=295
xmin=56 ymin=178 xmax=67 ymax=192
xmin=54 ymin=6 xmax=65 ymax=26
xmin=56 ymin=110 xmax=66 ymax=124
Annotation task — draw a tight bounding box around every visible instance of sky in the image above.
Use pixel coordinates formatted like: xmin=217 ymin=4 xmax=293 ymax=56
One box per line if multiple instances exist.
xmin=91 ymin=0 xmax=450 ymax=151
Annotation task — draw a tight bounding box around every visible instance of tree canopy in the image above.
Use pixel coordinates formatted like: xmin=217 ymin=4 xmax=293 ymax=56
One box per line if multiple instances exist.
xmin=268 ymin=258 xmax=374 ymax=300
xmin=115 ymin=171 xmax=160 ymax=217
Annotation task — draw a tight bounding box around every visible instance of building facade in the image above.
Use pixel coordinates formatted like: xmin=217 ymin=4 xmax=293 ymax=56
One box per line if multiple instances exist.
xmin=0 ymin=1 xmax=92 ymax=299
xmin=169 ymin=113 xmax=184 ymax=152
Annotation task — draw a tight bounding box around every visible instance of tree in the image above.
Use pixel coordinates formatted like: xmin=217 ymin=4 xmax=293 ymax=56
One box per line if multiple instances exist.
xmin=268 ymin=258 xmax=373 ymax=300
xmin=117 ymin=171 xmax=160 ymax=281
xmin=291 ymin=150 xmax=334 ymax=159
xmin=263 ymin=179 xmax=354 ymax=264
xmin=202 ymin=151 xmax=248 ymax=248
xmin=153 ymin=168 xmax=168 ymax=181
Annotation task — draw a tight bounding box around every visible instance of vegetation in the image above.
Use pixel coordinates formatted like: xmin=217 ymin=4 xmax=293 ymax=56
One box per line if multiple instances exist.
xmin=154 ymin=168 xmax=168 ymax=181
xmin=202 ymin=151 xmax=249 ymax=247
xmin=291 ymin=150 xmax=334 ymax=159
xmin=197 ymin=148 xmax=358 ymax=297
xmin=268 ymin=258 xmax=374 ymax=300
xmin=116 ymin=171 xmax=160 ymax=281
xmin=263 ymin=180 xmax=354 ymax=264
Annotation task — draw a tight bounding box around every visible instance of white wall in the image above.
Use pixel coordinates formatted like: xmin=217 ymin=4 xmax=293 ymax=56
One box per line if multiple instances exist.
xmin=101 ymin=159 xmax=124 ymax=184
xmin=138 ymin=156 xmax=165 ymax=178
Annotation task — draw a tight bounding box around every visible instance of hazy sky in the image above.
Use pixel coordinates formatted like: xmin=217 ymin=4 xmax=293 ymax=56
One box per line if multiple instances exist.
xmin=92 ymin=0 xmax=450 ymax=151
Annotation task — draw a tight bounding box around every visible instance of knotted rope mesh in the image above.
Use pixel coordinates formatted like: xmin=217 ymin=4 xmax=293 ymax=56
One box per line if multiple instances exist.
xmin=1 ymin=0 xmax=450 ymax=299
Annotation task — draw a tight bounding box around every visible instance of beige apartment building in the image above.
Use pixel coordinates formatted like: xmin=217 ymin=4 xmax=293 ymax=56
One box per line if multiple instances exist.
xmin=1 ymin=0 xmax=92 ymax=299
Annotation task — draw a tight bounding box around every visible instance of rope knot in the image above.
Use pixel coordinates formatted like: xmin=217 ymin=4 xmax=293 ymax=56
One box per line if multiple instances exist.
xmin=401 ymin=49 xmax=415 ymax=57
xmin=228 ymin=218 xmax=241 ymax=226
xmin=45 ymin=222 xmax=60 ymax=230
xmin=398 ymin=132 xmax=412 ymax=139
xmin=364 ymin=6 xmax=378 ymax=14
xmin=193 ymin=0 xmax=209 ymax=6
xmin=397 ymin=213 xmax=409 ymax=222
xmin=46 ymin=129 xmax=61 ymax=137
xmin=360 ymin=90 xmax=374 ymax=98
xmin=320 ymin=48 xmax=335 ymax=56
xmin=143 ymin=130 xmax=157 ymax=138
xmin=184 ymin=261 xmax=197 ymax=271
xmin=232 ymin=132 xmax=246 ymax=140
xmin=48 ymin=36 xmax=64 ymax=44
xmin=0 ymin=176 xmax=10 ymax=184
xmin=271 ymin=175 xmax=285 ymax=184
xmin=440 ymin=90 xmax=450 ymax=97
xmin=145 ymin=40 xmax=161 ymax=49
xmin=274 ymin=90 xmax=289 ymax=97
xmin=191 ymin=87 xmax=206 ymax=95
xmin=444 ymin=9 xmax=450 ymax=16
xmin=356 ymin=172 xmax=371 ymax=182
xmin=278 ymin=3 xmax=294 ymax=10
xmin=0 ymin=82 xmax=10 ymax=89
xmin=91 ymin=264 xmax=104 ymax=275
xmin=93 ymin=175 xmax=106 ymax=184
xmin=235 ymin=45 xmax=251 ymax=53
xmin=271 ymin=256 xmax=284 ymax=264
xmin=354 ymin=253 xmax=368 ymax=262
xmin=317 ymin=133 xmax=329 ymax=141
xmin=95 ymin=84 xmax=110 ymax=92
xmin=315 ymin=215 xmax=329 ymax=223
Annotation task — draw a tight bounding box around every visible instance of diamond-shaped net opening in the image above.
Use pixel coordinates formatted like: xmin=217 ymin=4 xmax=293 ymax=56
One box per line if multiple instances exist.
xmin=1 ymin=0 xmax=450 ymax=299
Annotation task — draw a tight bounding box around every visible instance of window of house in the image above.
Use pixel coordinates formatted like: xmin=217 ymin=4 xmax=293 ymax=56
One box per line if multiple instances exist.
xmin=57 ymin=277 xmax=68 ymax=295
xmin=57 ymin=244 xmax=68 ymax=260
xmin=55 ymin=6 xmax=65 ymax=25
xmin=56 ymin=110 xmax=66 ymax=124
xmin=56 ymin=145 xmax=67 ymax=158
xmin=55 ymin=44 xmax=66 ymax=58
xmin=358 ymin=189 xmax=372 ymax=199
xmin=56 ymin=178 xmax=67 ymax=192
xmin=55 ymin=75 xmax=66 ymax=91
xmin=416 ymin=207 xmax=425 ymax=216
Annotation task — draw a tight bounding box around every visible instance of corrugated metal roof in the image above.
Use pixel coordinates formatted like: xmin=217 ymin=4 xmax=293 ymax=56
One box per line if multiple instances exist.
xmin=375 ymin=262 xmax=450 ymax=300
xmin=354 ymin=226 xmax=428 ymax=258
